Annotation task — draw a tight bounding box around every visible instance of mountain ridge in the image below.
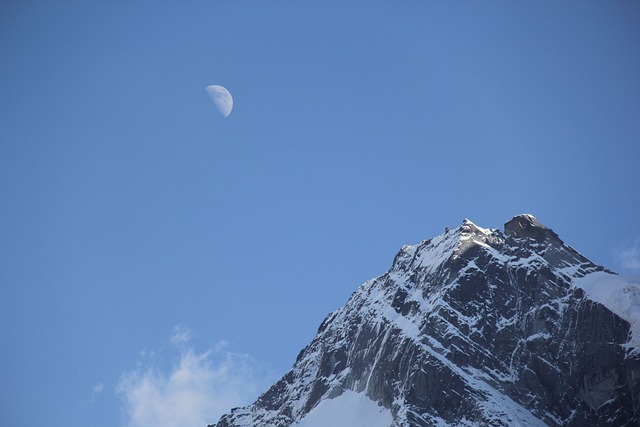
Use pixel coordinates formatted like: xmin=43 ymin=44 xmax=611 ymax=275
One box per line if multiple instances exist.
xmin=211 ymin=214 xmax=640 ymax=426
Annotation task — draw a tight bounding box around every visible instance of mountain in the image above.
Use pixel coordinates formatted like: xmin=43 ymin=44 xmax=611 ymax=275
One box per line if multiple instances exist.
xmin=210 ymin=214 xmax=640 ymax=426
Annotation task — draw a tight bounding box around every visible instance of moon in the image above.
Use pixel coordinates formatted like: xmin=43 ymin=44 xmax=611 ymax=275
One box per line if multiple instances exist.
xmin=205 ymin=85 xmax=233 ymax=118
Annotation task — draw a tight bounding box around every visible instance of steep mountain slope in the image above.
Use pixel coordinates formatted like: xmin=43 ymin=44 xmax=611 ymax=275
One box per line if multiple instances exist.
xmin=211 ymin=215 xmax=640 ymax=426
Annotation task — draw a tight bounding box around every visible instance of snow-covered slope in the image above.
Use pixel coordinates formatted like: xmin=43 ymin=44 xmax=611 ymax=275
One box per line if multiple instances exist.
xmin=292 ymin=390 xmax=392 ymax=427
xmin=211 ymin=215 xmax=640 ymax=427
xmin=572 ymin=271 xmax=640 ymax=349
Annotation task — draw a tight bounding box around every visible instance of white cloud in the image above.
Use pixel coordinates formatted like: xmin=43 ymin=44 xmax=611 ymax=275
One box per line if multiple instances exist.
xmin=90 ymin=382 xmax=104 ymax=402
xmin=117 ymin=327 xmax=272 ymax=427
xmin=616 ymin=240 xmax=640 ymax=273
xmin=170 ymin=324 xmax=194 ymax=347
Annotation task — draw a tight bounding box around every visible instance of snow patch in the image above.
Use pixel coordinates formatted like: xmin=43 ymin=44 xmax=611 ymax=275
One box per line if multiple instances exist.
xmin=293 ymin=390 xmax=392 ymax=427
xmin=573 ymin=271 xmax=640 ymax=348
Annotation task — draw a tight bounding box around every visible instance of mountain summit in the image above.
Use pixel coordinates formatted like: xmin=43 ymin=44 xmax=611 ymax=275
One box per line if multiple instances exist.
xmin=211 ymin=215 xmax=640 ymax=426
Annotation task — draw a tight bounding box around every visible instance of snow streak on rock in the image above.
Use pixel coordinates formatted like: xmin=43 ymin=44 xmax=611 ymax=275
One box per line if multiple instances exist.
xmin=211 ymin=215 xmax=640 ymax=427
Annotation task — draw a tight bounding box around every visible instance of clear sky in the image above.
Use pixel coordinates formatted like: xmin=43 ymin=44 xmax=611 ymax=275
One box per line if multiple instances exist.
xmin=2 ymin=2 xmax=639 ymax=426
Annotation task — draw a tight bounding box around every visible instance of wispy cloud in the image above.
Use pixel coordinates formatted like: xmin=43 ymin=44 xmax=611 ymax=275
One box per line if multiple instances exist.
xmin=170 ymin=324 xmax=194 ymax=348
xmin=90 ymin=382 xmax=104 ymax=402
xmin=117 ymin=326 xmax=272 ymax=427
xmin=616 ymin=240 xmax=640 ymax=273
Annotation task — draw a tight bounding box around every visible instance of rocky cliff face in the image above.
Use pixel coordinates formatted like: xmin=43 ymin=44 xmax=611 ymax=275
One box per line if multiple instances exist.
xmin=211 ymin=215 xmax=640 ymax=426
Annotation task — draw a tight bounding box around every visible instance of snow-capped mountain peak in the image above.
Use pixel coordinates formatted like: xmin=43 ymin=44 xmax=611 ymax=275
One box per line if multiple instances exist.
xmin=211 ymin=215 xmax=640 ymax=427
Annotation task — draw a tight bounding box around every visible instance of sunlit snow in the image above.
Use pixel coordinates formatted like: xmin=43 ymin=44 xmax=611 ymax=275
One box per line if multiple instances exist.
xmin=573 ymin=271 xmax=640 ymax=348
xmin=292 ymin=390 xmax=392 ymax=427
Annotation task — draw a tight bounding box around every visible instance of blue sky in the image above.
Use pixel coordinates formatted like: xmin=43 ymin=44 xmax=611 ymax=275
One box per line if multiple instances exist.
xmin=2 ymin=2 xmax=640 ymax=426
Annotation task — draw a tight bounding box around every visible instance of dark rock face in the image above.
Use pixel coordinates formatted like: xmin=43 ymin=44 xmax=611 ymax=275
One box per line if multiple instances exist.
xmin=504 ymin=213 xmax=563 ymax=243
xmin=211 ymin=215 xmax=640 ymax=427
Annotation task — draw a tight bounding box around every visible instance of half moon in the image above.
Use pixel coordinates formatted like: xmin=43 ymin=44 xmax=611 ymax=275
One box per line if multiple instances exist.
xmin=205 ymin=85 xmax=233 ymax=118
